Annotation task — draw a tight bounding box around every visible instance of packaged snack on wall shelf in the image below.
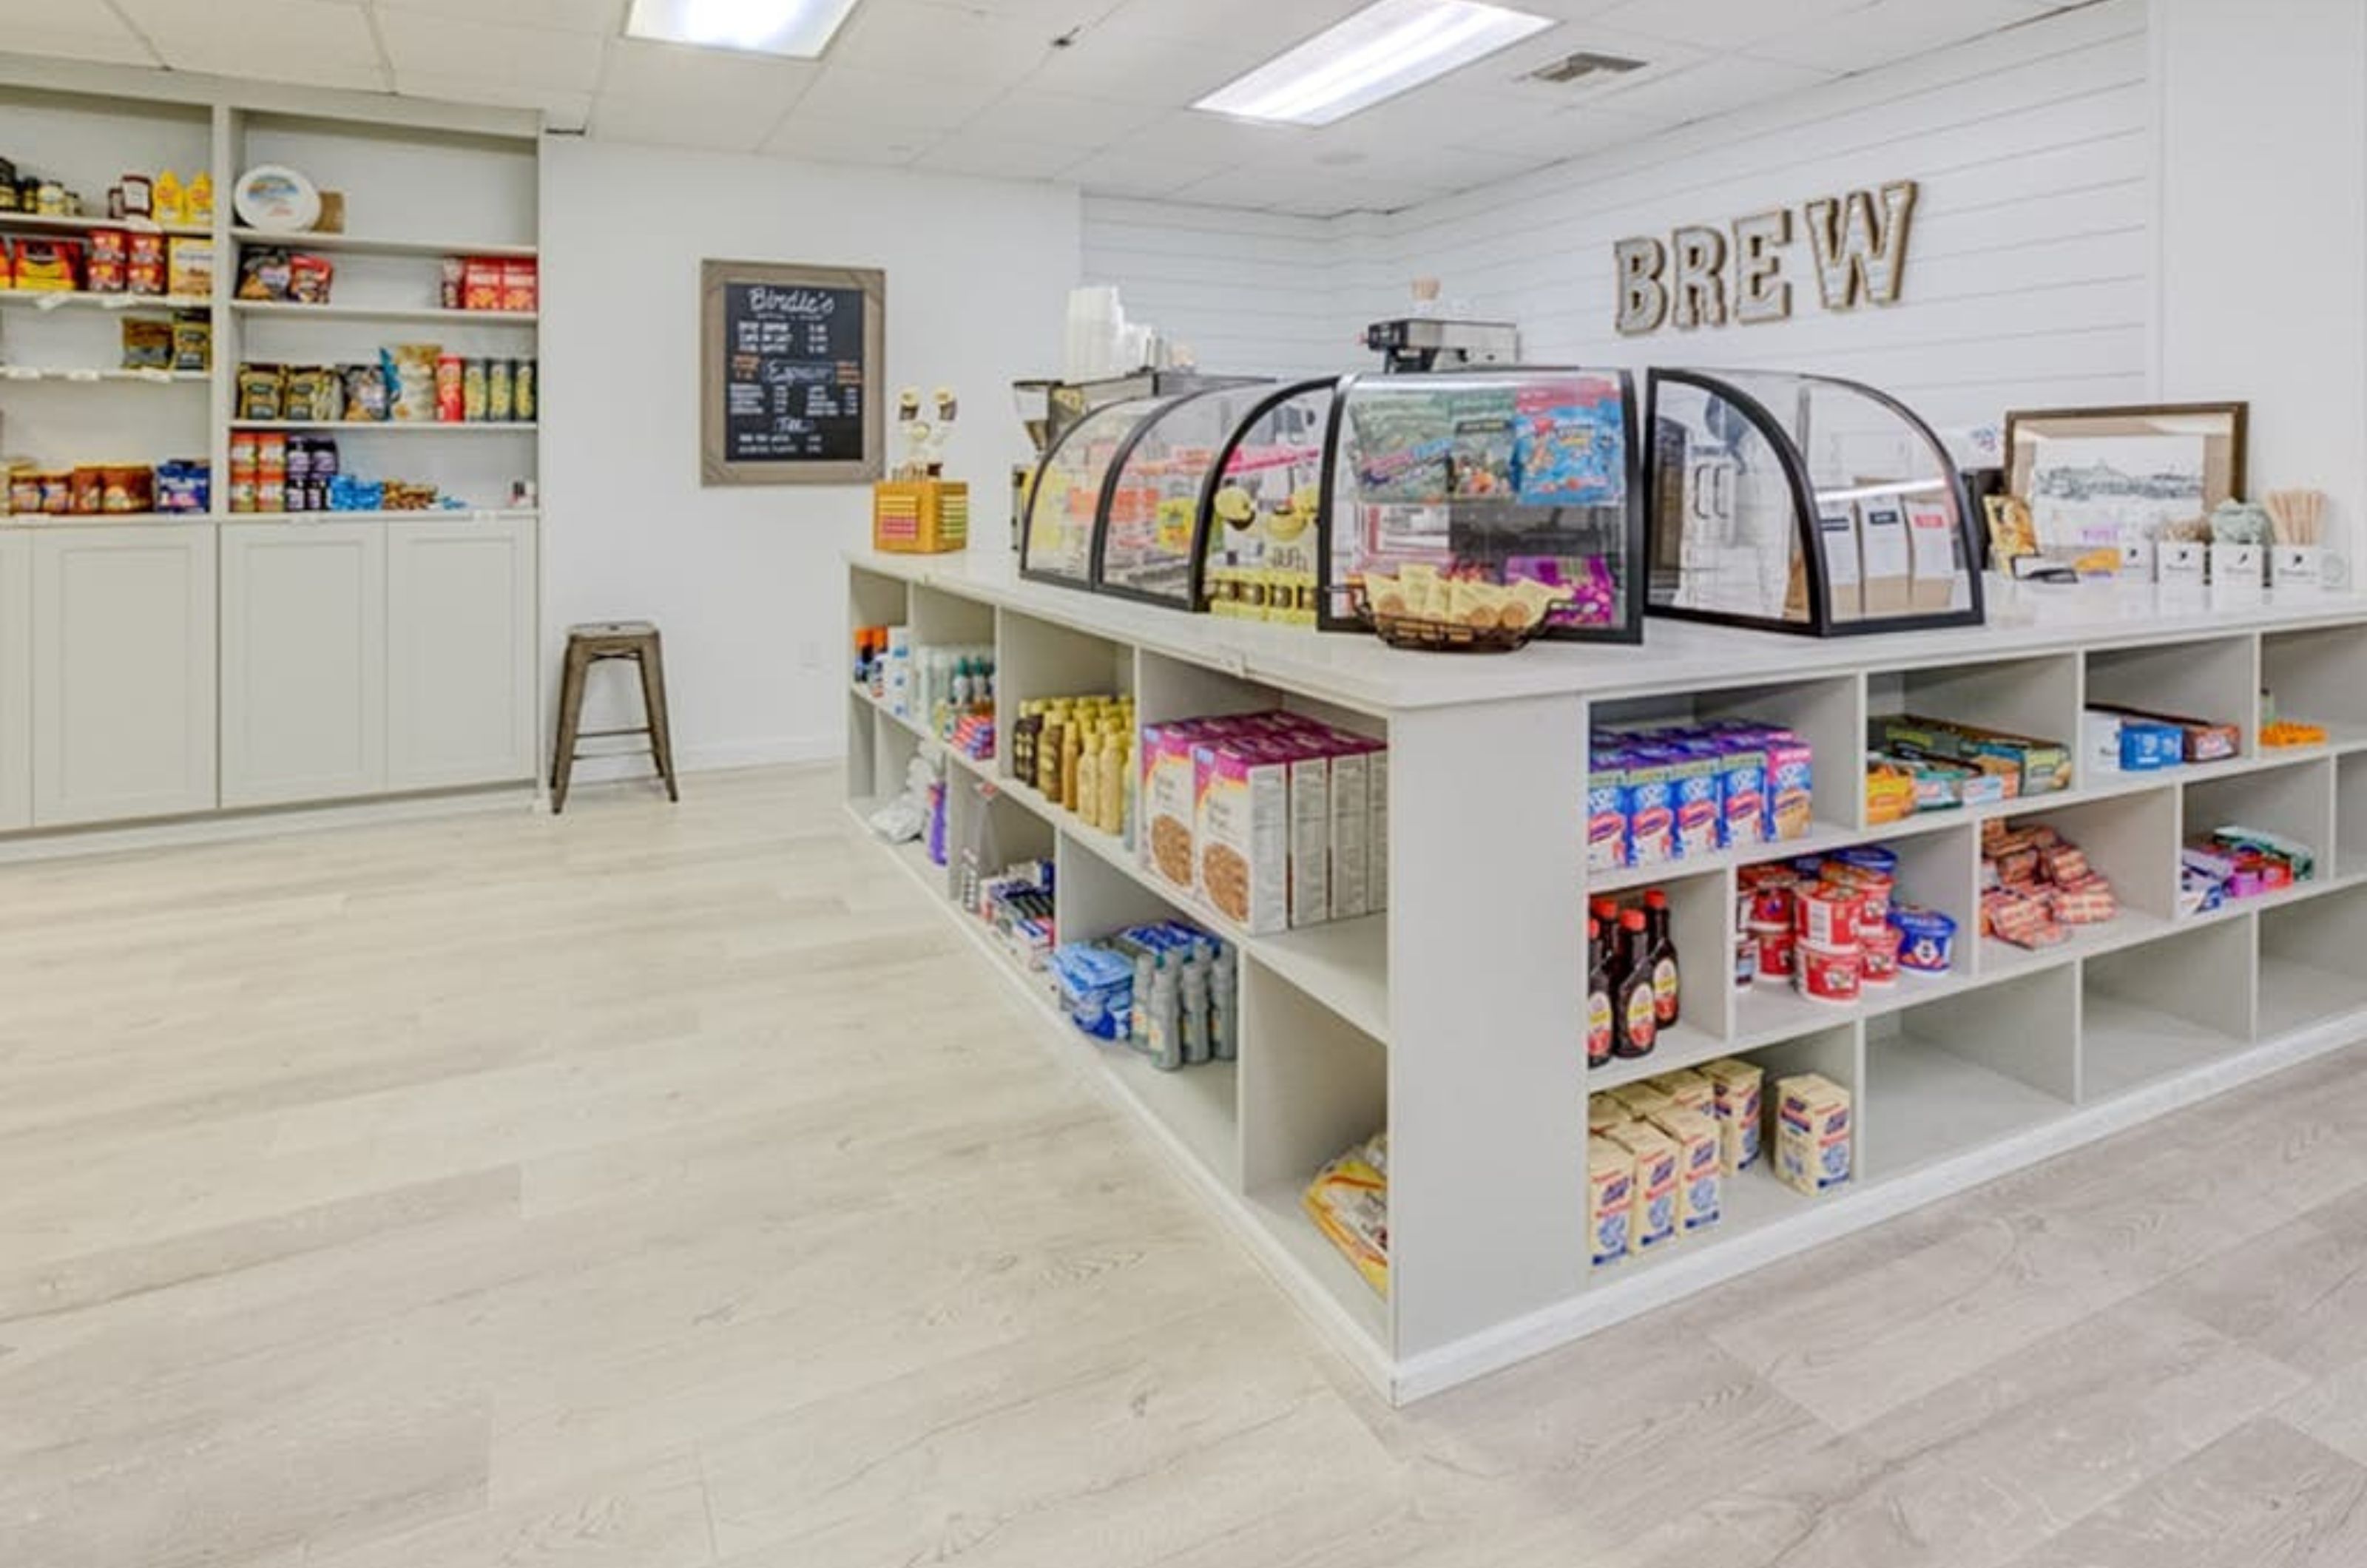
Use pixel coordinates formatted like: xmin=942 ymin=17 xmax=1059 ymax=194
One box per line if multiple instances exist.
xmin=150 ymin=169 xmax=183 ymax=227
xmin=86 ymin=228 xmax=126 ymax=293
xmin=462 ymin=257 xmax=502 ymax=311
xmin=387 ymin=345 xmax=439 ymax=422
xmin=11 ymin=237 xmax=80 ymax=291
xmin=461 ymin=358 xmax=488 ymax=422
xmin=500 ymin=257 xmax=538 ymax=313
xmin=514 ymin=359 xmax=537 ymax=422
xmin=236 ymin=363 xmax=286 ymax=422
xmin=126 ymin=232 xmax=165 ymax=296
xmin=237 ymin=248 xmax=291 ymax=302
xmin=439 ymin=256 xmax=464 ymax=310
xmin=1304 ymin=1133 xmax=1389 ymax=1297
xmin=342 ymin=361 xmax=390 ymax=422
xmin=166 ymin=236 xmax=212 ymax=299
xmin=172 ymin=310 xmax=212 ymax=373
xmin=155 ymin=459 xmax=209 ymax=515
xmin=288 ymin=252 xmax=334 ymax=305
xmin=121 ymin=318 xmax=174 ymax=371
xmin=487 ymin=358 xmax=514 ymax=423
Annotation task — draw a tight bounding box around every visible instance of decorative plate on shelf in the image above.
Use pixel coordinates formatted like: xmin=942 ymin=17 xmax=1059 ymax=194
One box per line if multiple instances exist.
xmin=233 ymin=166 xmax=320 ymax=233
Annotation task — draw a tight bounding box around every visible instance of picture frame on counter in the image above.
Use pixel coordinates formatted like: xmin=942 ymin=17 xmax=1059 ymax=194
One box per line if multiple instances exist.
xmin=2002 ymin=402 xmax=2249 ymax=559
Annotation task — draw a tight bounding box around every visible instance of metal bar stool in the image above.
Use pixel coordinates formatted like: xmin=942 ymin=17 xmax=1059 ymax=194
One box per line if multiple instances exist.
xmin=550 ymin=621 xmax=678 ymax=814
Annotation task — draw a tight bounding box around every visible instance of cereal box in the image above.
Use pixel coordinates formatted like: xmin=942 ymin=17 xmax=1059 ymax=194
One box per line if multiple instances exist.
xmin=1326 ymin=734 xmax=1374 ymax=920
xmin=1141 ymin=720 xmax=1203 ymax=896
xmin=1286 ymin=737 xmax=1330 ymax=929
xmin=1195 ymin=737 xmax=1291 ymax=935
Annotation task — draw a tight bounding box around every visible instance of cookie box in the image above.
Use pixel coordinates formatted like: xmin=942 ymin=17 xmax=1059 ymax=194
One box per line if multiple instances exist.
xmin=1648 ymin=1107 xmax=1723 ymax=1232
xmin=1603 ymin=1122 xmax=1678 ymax=1253
xmin=1774 ymin=1073 xmax=1852 ymax=1194
xmin=1587 ymin=1142 xmax=1633 ymax=1266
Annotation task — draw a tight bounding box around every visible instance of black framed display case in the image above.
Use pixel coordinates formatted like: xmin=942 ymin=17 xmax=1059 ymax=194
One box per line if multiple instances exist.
xmin=1196 ymin=377 xmax=1340 ymax=624
xmin=1019 ymin=393 xmax=1170 ymax=592
xmin=1645 ymin=368 xmax=1985 ymax=637
xmin=1315 ymin=368 xmax=1649 ymax=643
xmin=1093 ymin=382 xmax=1285 ymax=609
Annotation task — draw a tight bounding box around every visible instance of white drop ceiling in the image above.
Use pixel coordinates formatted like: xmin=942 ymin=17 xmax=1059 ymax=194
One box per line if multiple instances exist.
xmin=38 ymin=0 xmax=2092 ymax=215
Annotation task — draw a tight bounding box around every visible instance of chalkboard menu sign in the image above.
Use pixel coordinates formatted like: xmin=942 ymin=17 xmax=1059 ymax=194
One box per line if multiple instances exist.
xmin=700 ymin=260 xmax=885 ymax=486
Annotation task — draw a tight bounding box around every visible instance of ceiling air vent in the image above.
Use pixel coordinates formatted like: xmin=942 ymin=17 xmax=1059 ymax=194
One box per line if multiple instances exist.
xmin=1527 ymin=50 xmax=1647 ymax=86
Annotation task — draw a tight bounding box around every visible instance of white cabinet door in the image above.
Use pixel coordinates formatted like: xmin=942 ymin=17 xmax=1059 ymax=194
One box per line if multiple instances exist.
xmin=0 ymin=535 xmax=30 ymax=832
xmin=385 ymin=518 xmax=537 ymax=791
xmin=31 ymin=524 xmax=218 ymax=826
xmin=220 ymin=522 xmax=387 ymax=807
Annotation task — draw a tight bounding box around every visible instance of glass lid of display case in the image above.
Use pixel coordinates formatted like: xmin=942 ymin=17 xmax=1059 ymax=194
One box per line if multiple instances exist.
xmin=1324 ymin=370 xmax=1644 ymax=642
xmin=1094 ymin=382 xmax=1278 ymax=607
xmin=1201 ymin=380 xmax=1337 ymax=625
xmin=1648 ymin=368 xmax=1982 ymax=635
xmin=1021 ymin=396 xmax=1165 ymax=588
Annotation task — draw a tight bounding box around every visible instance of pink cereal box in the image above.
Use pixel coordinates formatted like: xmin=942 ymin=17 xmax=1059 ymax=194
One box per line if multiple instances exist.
xmin=1194 ymin=736 xmax=1291 ymax=934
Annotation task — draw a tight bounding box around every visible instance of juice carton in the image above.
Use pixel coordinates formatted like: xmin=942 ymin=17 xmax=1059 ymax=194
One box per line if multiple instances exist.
xmin=1605 ymin=1122 xmax=1679 ymax=1252
xmin=1650 ymin=1107 xmax=1723 ymax=1231
xmin=1588 ymin=1141 xmax=1634 ymax=1265
xmin=1774 ymin=1072 xmax=1851 ymax=1194
xmin=1699 ymin=1057 xmax=1765 ymax=1173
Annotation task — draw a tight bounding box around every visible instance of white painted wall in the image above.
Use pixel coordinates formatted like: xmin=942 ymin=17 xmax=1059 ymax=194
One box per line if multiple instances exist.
xmin=540 ymin=140 xmax=1079 ymax=771
xmin=2155 ymin=0 xmax=2367 ymax=555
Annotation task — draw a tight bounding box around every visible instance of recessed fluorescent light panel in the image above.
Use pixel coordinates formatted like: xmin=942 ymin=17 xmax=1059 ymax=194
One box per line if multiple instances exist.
xmin=624 ymin=0 xmax=863 ymax=58
xmin=1194 ymin=0 xmax=1553 ymax=126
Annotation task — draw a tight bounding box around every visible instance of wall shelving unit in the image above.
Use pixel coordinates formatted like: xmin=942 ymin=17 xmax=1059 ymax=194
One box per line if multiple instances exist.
xmin=0 ymin=75 xmax=544 ymax=836
xmin=847 ymin=547 xmax=2367 ymax=1405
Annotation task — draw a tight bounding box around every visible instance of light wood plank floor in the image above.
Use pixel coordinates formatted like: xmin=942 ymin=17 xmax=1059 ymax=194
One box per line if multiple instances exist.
xmin=5 ymin=763 xmax=2366 ymax=1567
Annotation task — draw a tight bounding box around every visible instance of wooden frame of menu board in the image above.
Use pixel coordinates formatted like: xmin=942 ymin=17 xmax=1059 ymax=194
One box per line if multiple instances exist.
xmin=700 ymin=260 xmax=886 ymax=486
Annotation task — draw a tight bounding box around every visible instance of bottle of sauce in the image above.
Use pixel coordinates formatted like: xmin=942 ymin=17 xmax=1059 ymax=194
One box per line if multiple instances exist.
xmin=1586 ymin=916 xmax=1613 ymax=1068
xmin=1613 ymin=909 xmax=1657 ymax=1059
xmin=1644 ymin=888 xmax=1682 ymax=1030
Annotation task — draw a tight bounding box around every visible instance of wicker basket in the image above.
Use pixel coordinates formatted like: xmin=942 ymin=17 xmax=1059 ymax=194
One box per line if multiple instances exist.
xmin=1345 ymin=583 xmax=1542 ymax=653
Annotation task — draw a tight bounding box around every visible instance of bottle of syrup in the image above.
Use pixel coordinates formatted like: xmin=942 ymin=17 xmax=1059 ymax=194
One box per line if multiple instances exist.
xmin=1586 ymin=916 xmax=1613 ymax=1068
xmin=1644 ymin=888 xmax=1681 ymax=1030
xmin=1613 ymin=908 xmax=1657 ymax=1059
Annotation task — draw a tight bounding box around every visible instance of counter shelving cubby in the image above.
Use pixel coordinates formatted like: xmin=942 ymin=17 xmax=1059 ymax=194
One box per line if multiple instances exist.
xmin=847 ymin=547 xmax=2367 ymax=1405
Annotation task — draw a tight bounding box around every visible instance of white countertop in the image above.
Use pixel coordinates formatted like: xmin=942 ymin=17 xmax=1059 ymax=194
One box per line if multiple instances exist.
xmin=849 ymin=547 xmax=2367 ymax=713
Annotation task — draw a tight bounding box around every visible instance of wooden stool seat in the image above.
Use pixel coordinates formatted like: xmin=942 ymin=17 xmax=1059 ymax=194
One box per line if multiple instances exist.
xmin=550 ymin=621 xmax=677 ymax=814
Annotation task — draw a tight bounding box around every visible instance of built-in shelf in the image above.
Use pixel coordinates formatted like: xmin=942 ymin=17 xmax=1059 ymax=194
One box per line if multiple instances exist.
xmin=229 ymin=227 xmax=537 ymax=260
xmin=230 ymin=300 xmax=536 ymax=326
xmin=225 ymin=507 xmax=540 ymax=524
xmin=0 ymin=212 xmax=209 ymax=240
xmin=229 ymin=421 xmax=538 ymax=435
xmin=0 ymin=512 xmax=208 ymax=528
xmin=0 ymin=368 xmax=209 ymax=384
xmin=0 ymin=291 xmax=212 ymax=311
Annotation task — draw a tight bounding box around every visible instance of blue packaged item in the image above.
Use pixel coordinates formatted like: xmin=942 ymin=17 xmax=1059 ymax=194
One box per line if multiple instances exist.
xmin=1511 ymin=376 xmax=1626 ymax=507
xmin=1709 ymin=740 xmax=1767 ymax=849
xmin=1050 ymin=943 xmax=1133 ymax=1040
xmin=1833 ymin=844 xmax=1899 ymax=875
xmin=2120 ymin=720 xmax=2184 ymax=771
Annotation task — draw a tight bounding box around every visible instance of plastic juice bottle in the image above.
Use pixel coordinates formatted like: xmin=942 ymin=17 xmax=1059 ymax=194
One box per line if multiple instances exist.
xmin=1613 ymin=909 xmax=1658 ymax=1059
xmin=1644 ymin=888 xmax=1682 ymax=1030
xmin=1587 ymin=916 xmax=1614 ymax=1067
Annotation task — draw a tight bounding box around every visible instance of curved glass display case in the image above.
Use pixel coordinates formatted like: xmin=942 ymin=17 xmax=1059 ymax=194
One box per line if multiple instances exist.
xmin=1319 ymin=369 xmax=1647 ymax=643
xmin=1647 ymin=369 xmax=1984 ymax=635
xmin=1095 ymin=382 xmax=1284 ymax=608
xmin=1199 ymin=379 xmax=1339 ymax=625
xmin=1020 ymin=395 xmax=1166 ymax=590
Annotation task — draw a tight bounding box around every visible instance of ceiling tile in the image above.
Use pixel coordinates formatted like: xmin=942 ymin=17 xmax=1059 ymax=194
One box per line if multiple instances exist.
xmin=598 ymin=38 xmax=820 ymax=111
xmin=115 ymin=0 xmax=386 ymax=84
xmin=377 ymin=10 xmax=605 ymax=94
xmin=914 ymin=134 xmax=1078 ymax=181
xmin=956 ymin=89 xmax=1167 ymax=146
xmin=786 ymin=64 xmax=1005 ymax=133
xmin=1171 ymin=165 xmax=1449 ymax=219
xmin=827 ymin=0 xmax=1063 ymax=81
xmin=369 ymin=0 xmax=618 ymax=30
xmin=761 ymin=110 xmax=930 ymax=167
xmin=1096 ymin=0 xmax=1365 ymax=57
xmin=1060 ymin=147 xmax=1240 ymax=199
xmin=1746 ymin=0 xmax=2039 ymax=72
xmin=592 ymin=92 xmax=793 ymax=152
xmin=1453 ymin=103 xmax=1672 ymax=161
xmin=1584 ymin=52 xmax=1834 ymax=125
xmin=1026 ymin=13 xmax=1266 ymax=102
xmin=398 ymin=72 xmax=591 ymax=126
xmin=0 ymin=0 xmax=158 ymax=64
xmin=1590 ymin=0 xmax=1874 ymax=50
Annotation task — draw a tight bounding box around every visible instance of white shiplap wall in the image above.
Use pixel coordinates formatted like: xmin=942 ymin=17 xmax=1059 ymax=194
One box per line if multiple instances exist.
xmin=1079 ymin=198 xmax=1360 ymax=381
xmin=1083 ymin=0 xmax=2149 ymax=441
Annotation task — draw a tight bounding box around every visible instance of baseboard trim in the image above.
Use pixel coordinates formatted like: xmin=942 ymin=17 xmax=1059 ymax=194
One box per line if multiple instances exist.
xmin=0 ymin=782 xmax=538 ymax=864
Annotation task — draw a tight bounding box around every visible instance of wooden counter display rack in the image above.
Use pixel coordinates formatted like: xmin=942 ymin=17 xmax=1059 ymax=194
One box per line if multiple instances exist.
xmin=848 ymin=547 xmax=2367 ymax=1404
